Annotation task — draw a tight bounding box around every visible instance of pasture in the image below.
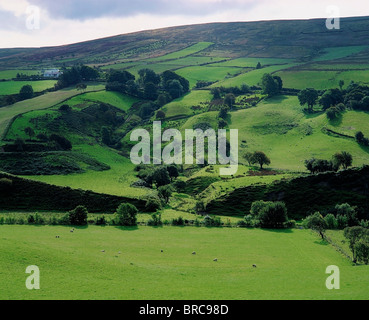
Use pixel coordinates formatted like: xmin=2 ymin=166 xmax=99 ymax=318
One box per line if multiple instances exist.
xmin=0 ymin=225 xmax=367 ymax=300
xmin=0 ymin=80 xmax=57 ymax=95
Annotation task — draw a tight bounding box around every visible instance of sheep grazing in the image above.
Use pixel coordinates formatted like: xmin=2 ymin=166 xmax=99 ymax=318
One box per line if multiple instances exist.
xmin=213 ymin=259 xmax=218 ymax=262
xmin=101 ymin=250 xmax=105 ymax=253
xmin=161 ymin=250 xmax=164 ymax=253
xmin=55 ymin=236 xmax=60 ymax=239
xmin=192 ymin=252 xmax=196 ymax=255
xmin=253 ymin=264 xmax=257 ymax=268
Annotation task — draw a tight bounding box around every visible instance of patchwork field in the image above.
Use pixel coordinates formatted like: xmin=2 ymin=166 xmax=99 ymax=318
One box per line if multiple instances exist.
xmin=1 ymin=225 xmax=367 ymax=300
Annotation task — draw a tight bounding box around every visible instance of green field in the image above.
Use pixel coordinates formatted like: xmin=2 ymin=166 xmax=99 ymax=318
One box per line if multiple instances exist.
xmin=1 ymin=225 xmax=367 ymax=300
xmin=276 ymin=70 xmax=369 ymax=90
xmin=0 ymin=70 xmax=41 ymax=80
xmin=0 ymin=80 xmax=57 ymax=95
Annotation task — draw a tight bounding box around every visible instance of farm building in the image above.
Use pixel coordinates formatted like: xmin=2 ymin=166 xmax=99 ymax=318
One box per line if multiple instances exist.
xmin=43 ymin=69 xmax=62 ymax=78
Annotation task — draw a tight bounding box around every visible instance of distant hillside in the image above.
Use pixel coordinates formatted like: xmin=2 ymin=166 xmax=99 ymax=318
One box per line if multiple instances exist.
xmin=2 ymin=16 xmax=369 ymax=69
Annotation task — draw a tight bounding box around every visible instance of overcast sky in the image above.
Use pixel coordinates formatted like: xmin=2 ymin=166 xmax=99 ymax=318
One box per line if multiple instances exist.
xmin=0 ymin=0 xmax=368 ymax=48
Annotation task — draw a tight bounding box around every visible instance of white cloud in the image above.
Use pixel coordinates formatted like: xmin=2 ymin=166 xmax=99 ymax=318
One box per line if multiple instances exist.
xmin=0 ymin=0 xmax=369 ymax=48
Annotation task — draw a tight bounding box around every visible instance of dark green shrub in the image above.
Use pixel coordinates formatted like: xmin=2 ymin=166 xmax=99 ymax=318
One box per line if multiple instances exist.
xmin=147 ymin=212 xmax=162 ymax=226
xmin=69 ymin=205 xmax=88 ymax=226
xmin=95 ymin=215 xmax=107 ymax=226
xmin=114 ymin=203 xmax=138 ymax=226
xmin=145 ymin=196 xmax=162 ymax=212
xmin=172 ymin=217 xmax=185 ymax=226
xmin=27 ymin=214 xmax=36 ymax=224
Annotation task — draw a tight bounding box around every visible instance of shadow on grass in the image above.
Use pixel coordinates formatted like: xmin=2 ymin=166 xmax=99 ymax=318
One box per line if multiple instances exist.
xmin=263 ymin=95 xmax=289 ymax=104
xmin=328 ymin=113 xmax=343 ymax=127
xmin=359 ymin=144 xmax=369 ymax=154
xmin=260 ymin=228 xmax=294 ymax=234
xmin=114 ymin=226 xmax=139 ymax=231
xmin=314 ymin=239 xmax=330 ymax=246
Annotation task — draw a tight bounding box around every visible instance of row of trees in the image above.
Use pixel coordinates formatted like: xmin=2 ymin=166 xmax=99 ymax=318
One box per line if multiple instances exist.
xmin=55 ymin=65 xmax=100 ymax=89
xmin=106 ymin=69 xmax=190 ymax=103
xmin=304 ymin=151 xmax=353 ymax=174
xmin=298 ymin=82 xmax=369 ymax=114
xmin=303 ymin=204 xmax=369 ymax=264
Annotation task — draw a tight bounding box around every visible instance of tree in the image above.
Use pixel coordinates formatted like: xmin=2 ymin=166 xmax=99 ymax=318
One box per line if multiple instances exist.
xmin=101 ymin=126 xmax=112 ymax=145
xmin=114 ymin=203 xmax=138 ymax=226
xmin=224 ymin=93 xmax=236 ymax=110
xmin=218 ymin=119 xmax=227 ymax=129
xmin=339 ymin=80 xmax=345 ymax=91
xmin=344 ymin=226 xmax=366 ymax=263
xmin=24 ymin=127 xmax=35 ymax=141
xmin=79 ymin=65 xmax=99 ymax=81
xmin=243 ymin=152 xmax=254 ymax=166
xmin=19 ymin=85 xmax=34 ymax=100
xmin=5 ymin=95 xmax=16 ymax=105
xmin=256 ymin=62 xmax=262 ymax=69
xmin=219 ymin=106 xmax=229 ymax=120
xmin=304 ymin=212 xmax=327 ymax=240
xmin=166 ymin=165 xmax=179 ymax=181
xmin=211 ymin=88 xmax=221 ymax=100
xmin=355 ymin=239 xmax=369 ymax=265
xmin=68 ymin=205 xmax=88 ymax=226
xmin=335 ymin=203 xmax=358 ymax=227
xmin=261 ymin=73 xmax=281 ymax=97
xmin=107 ymin=70 xmax=135 ymax=84
xmin=166 ymin=79 xmax=184 ymax=100
xmin=138 ymin=68 xmax=161 ymax=86
xmin=152 ymin=166 xmax=171 ymax=188
xmin=49 ymin=134 xmax=72 ymax=151
xmin=251 ymin=151 xmax=271 ymax=170
xmin=156 ymin=110 xmax=166 ymax=120
xmin=76 ymin=83 xmax=87 ymax=92
xmin=144 ymin=82 xmax=159 ymax=100
xmin=298 ymin=88 xmax=319 ymax=112
xmin=333 ymin=151 xmax=353 ymax=170
xmin=158 ymin=185 xmax=174 ymax=204
xmin=326 ymin=106 xmax=341 ymax=120
xmin=319 ymin=89 xmax=344 ymax=110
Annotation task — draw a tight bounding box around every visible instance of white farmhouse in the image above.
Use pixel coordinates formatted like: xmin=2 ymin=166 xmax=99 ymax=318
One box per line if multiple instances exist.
xmin=43 ymin=69 xmax=62 ymax=78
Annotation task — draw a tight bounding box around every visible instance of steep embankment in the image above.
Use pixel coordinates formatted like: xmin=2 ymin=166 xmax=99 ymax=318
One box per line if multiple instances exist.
xmin=0 ymin=172 xmax=145 ymax=212
xmin=206 ymin=166 xmax=369 ymax=219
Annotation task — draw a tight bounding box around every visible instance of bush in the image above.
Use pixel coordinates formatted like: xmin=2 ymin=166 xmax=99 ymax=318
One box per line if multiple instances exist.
xmin=172 ymin=217 xmax=185 ymax=226
xmin=114 ymin=203 xmax=138 ymax=226
xmin=147 ymin=212 xmax=162 ymax=226
xmin=27 ymin=214 xmax=36 ymax=224
xmin=145 ymin=196 xmax=162 ymax=212
xmin=203 ymin=215 xmax=222 ymax=227
xmin=252 ymin=201 xmax=289 ymax=228
xmin=69 ymin=205 xmax=88 ymax=226
xmin=95 ymin=215 xmax=107 ymax=226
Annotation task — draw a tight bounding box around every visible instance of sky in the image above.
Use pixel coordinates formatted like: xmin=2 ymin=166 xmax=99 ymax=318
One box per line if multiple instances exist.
xmin=0 ymin=0 xmax=368 ymax=48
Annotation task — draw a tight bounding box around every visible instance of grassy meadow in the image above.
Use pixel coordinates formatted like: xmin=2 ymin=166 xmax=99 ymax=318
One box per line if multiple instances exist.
xmin=1 ymin=225 xmax=367 ymax=300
